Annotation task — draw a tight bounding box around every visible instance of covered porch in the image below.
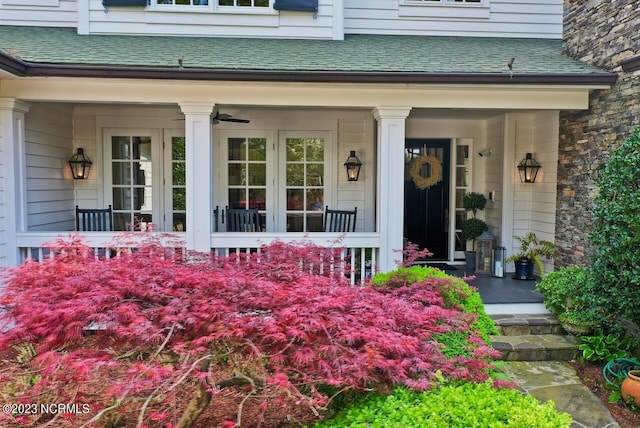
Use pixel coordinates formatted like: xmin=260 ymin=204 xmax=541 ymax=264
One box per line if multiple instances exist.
xmin=2 ymin=94 xmax=600 ymax=275
xmin=0 ymin=31 xmax=617 ymax=276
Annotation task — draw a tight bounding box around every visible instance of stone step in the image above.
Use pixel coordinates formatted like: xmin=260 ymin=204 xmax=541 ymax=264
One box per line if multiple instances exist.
xmin=490 ymin=334 xmax=579 ymax=361
xmin=491 ymin=313 xmax=565 ymax=336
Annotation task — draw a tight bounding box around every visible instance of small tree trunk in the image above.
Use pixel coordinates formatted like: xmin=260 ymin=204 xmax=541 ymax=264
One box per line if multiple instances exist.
xmin=176 ymin=359 xmax=212 ymax=428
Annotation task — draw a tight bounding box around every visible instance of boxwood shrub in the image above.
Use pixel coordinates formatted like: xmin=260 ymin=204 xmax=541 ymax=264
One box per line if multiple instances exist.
xmin=313 ymin=383 xmax=572 ymax=428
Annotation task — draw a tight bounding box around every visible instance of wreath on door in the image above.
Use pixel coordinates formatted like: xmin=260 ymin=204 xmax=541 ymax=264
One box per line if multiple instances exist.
xmin=409 ymin=155 xmax=443 ymax=190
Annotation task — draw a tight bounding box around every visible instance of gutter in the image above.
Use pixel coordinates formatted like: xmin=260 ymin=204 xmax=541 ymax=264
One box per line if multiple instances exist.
xmin=0 ymin=51 xmax=618 ymax=86
xmin=620 ymin=55 xmax=640 ymax=73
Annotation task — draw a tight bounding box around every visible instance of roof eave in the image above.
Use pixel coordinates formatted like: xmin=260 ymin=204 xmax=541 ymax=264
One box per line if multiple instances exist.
xmin=0 ymin=52 xmax=618 ymax=86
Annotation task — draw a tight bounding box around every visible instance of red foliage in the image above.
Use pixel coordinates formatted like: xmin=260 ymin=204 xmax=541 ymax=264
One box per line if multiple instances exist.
xmin=0 ymin=237 xmax=495 ymax=426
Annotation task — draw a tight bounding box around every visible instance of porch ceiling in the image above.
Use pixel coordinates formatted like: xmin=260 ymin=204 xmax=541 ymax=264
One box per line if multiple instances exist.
xmin=0 ymin=26 xmax=617 ymax=86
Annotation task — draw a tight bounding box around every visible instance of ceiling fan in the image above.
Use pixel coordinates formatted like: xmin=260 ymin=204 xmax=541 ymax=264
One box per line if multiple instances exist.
xmin=213 ymin=112 xmax=250 ymax=124
xmin=175 ymin=111 xmax=250 ymax=125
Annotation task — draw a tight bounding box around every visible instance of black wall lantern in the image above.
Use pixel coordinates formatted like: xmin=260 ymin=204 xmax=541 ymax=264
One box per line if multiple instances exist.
xmin=344 ymin=150 xmax=363 ymax=182
xmin=517 ymin=153 xmax=541 ymax=183
xmin=69 ymin=148 xmax=93 ymax=179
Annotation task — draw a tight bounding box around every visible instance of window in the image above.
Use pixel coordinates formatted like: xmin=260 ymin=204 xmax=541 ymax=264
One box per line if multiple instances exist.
xmin=217 ymin=130 xmax=330 ymax=233
xmin=218 ymin=0 xmax=269 ymax=7
xmin=104 ymin=128 xmax=185 ymax=232
xmin=405 ymin=0 xmax=482 ymax=3
xmin=399 ymin=0 xmax=488 ymax=18
xmin=157 ymin=0 xmax=209 ymax=5
xmin=281 ymin=137 xmax=325 ymax=232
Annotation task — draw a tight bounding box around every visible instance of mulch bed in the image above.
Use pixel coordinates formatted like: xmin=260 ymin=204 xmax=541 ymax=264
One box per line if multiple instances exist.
xmin=570 ymin=360 xmax=640 ymax=428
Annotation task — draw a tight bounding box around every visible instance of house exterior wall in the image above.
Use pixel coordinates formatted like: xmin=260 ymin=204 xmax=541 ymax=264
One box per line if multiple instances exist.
xmin=0 ymin=0 xmax=77 ymax=28
xmin=557 ymin=0 xmax=640 ymax=267
xmin=344 ymin=0 xmax=562 ymax=39
xmin=24 ymin=103 xmax=75 ymax=231
xmin=510 ymin=112 xmax=558 ymax=270
xmin=483 ymin=115 xmax=504 ymax=240
xmin=0 ymin=0 xmax=562 ymax=40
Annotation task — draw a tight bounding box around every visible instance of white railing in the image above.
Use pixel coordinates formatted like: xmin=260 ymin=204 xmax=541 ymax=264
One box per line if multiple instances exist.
xmin=15 ymin=232 xmax=381 ymax=285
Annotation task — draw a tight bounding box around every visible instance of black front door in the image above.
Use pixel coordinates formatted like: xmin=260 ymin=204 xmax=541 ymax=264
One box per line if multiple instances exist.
xmin=404 ymin=139 xmax=451 ymax=260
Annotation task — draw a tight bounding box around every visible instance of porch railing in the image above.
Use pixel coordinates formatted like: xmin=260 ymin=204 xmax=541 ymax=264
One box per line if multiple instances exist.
xmin=15 ymin=232 xmax=381 ymax=285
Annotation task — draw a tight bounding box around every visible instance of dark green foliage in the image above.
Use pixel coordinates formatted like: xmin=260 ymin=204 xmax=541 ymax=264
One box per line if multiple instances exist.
xmin=506 ymin=232 xmax=555 ymax=276
xmin=463 ymin=192 xmax=487 ymax=217
xmin=578 ymin=331 xmax=637 ymax=363
xmin=590 ymin=128 xmax=640 ymax=330
xmin=313 ymin=383 xmax=572 ymax=428
xmin=536 ymin=266 xmax=590 ymax=317
xmin=461 ymin=217 xmax=488 ymax=243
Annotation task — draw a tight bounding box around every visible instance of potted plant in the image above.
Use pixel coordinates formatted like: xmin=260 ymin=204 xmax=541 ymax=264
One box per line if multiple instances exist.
xmin=507 ymin=232 xmax=555 ymax=280
xmin=460 ymin=192 xmax=488 ymax=270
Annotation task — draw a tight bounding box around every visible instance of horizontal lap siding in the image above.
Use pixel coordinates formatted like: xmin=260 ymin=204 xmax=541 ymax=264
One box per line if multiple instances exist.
xmin=344 ymin=0 xmax=562 ymax=39
xmin=24 ymin=104 xmax=76 ymax=232
xmin=484 ymin=116 xmax=503 ymax=239
xmin=87 ymin=0 xmax=335 ymax=38
xmin=0 ymin=0 xmax=77 ymax=27
xmin=511 ymin=111 xmax=558 ymax=272
xmin=334 ymin=118 xmax=373 ymax=232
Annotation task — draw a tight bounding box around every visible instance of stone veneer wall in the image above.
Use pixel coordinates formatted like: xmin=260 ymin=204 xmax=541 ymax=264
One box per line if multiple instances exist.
xmin=556 ymin=0 xmax=640 ymax=267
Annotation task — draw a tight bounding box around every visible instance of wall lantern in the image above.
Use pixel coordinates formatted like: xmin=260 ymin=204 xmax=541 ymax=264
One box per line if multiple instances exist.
xmin=344 ymin=150 xmax=363 ymax=182
xmin=68 ymin=148 xmax=93 ymax=179
xmin=517 ymin=153 xmax=541 ymax=183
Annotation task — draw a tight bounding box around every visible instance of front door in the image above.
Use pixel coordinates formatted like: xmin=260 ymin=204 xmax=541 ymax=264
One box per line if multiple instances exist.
xmin=404 ymin=139 xmax=451 ymax=260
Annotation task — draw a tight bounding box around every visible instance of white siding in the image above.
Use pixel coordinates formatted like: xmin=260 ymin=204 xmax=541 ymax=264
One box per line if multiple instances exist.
xmin=344 ymin=0 xmax=563 ymax=39
xmin=508 ymin=111 xmax=558 ymax=272
xmin=84 ymin=0 xmax=337 ymax=39
xmin=1 ymin=0 xmax=561 ymax=39
xmin=24 ymin=103 xmax=75 ymax=231
xmin=337 ymin=118 xmax=373 ymax=231
xmin=0 ymin=0 xmax=77 ymax=27
xmin=483 ymin=115 xmax=504 ymax=240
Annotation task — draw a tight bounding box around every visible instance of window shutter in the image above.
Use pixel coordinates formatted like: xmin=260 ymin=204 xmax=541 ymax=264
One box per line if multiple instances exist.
xmin=102 ymin=0 xmax=148 ymax=7
xmin=273 ymin=0 xmax=318 ymax=13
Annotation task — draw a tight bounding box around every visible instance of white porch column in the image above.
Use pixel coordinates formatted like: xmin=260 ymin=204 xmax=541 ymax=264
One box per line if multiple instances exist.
xmin=373 ymin=107 xmax=411 ymax=272
xmin=0 ymin=99 xmax=30 ymax=267
xmin=179 ymin=102 xmax=215 ymax=253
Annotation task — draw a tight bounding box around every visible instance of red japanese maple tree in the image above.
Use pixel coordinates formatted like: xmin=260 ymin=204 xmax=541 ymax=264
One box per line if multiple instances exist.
xmin=0 ymin=237 xmax=496 ymax=427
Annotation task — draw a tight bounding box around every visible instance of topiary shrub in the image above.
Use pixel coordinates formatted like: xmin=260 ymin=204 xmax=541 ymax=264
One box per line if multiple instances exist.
xmin=590 ymin=128 xmax=640 ymax=331
xmin=536 ymin=266 xmax=591 ymax=317
xmin=313 ymin=383 xmax=572 ymax=428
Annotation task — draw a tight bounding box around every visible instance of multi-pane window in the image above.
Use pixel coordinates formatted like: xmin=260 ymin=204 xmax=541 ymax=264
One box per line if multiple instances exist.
xmin=218 ymin=0 xmax=269 ymax=7
xmin=157 ymin=0 xmax=209 ymax=5
xmin=283 ymin=137 xmax=325 ymax=232
xmin=454 ymin=144 xmax=470 ymax=256
xmin=111 ymin=136 xmax=154 ymax=231
xmin=227 ymin=137 xmax=268 ymax=229
xmin=406 ymin=0 xmax=482 ymax=3
xmin=170 ymin=137 xmax=186 ymax=231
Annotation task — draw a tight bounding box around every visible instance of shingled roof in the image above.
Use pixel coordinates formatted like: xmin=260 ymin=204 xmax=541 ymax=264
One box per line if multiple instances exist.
xmin=0 ymin=25 xmax=617 ymax=85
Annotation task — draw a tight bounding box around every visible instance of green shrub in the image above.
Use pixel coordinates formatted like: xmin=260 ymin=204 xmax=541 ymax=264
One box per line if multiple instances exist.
xmin=535 ymin=266 xmax=590 ymax=317
xmin=313 ymin=383 xmax=572 ymax=428
xmin=590 ymin=128 xmax=640 ymax=330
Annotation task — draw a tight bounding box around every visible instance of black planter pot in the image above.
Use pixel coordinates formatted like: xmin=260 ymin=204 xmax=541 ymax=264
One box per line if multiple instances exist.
xmin=512 ymin=259 xmax=535 ymax=280
xmin=465 ymin=251 xmax=476 ymax=271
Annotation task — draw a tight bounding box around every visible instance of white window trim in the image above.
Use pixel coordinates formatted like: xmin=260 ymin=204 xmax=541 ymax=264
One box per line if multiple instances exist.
xmin=399 ymin=0 xmax=490 ymax=19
